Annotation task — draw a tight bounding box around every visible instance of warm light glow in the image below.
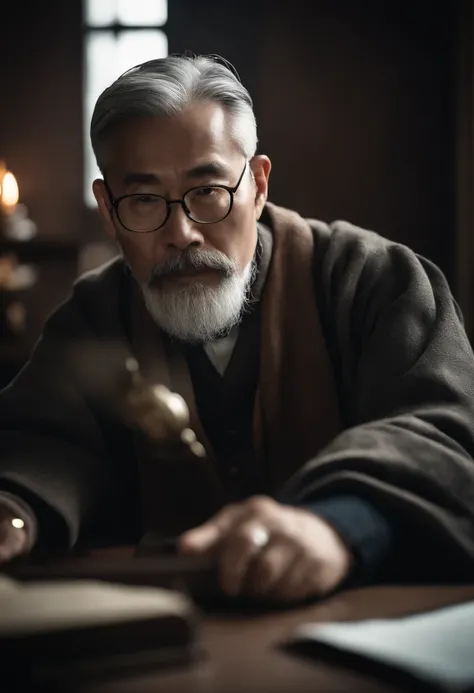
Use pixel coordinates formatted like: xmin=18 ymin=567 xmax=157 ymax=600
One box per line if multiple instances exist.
xmin=0 ymin=162 xmax=5 ymax=199
xmin=11 ymin=518 xmax=25 ymax=529
xmin=1 ymin=172 xmax=19 ymax=208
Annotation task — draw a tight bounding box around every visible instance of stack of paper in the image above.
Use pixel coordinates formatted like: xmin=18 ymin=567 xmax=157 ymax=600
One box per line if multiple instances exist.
xmin=289 ymin=599 xmax=474 ymax=692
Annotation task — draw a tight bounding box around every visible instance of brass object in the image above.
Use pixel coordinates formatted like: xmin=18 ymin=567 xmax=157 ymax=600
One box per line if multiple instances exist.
xmin=123 ymin=358 xmax=206 ymax=458
xmin=6 ymin=301 xmax=27 ymax=334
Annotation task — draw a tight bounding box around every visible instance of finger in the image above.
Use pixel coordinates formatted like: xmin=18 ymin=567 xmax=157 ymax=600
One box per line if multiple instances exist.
xmin=178 ymin=524 xmax=221 ymax=556
xmin=180 ymin=494 xmax=276 ymax=555
xmin=270 ymin=554 xmax=318 ymax=603
xmin=244 ymin=541 xmax=295 ymax=598
xmin=218 ymin=521 xmax=271 ymax=596
xmin=178 ymin=503 xmax=245 ymax=555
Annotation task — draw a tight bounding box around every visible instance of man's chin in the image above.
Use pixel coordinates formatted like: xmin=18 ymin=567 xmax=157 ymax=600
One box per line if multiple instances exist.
xmin=141 ymin=269 xmax=250 ymax=344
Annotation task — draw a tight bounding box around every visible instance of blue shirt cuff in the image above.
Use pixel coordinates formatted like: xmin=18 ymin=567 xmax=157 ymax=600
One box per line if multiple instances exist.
xmin=300 ymin=495 xmax=394 ymax=582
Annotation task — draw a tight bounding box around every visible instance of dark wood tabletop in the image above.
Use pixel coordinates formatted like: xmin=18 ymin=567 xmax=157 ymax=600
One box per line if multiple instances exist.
xmin=72 ymin=582 xmax=474 ymax=693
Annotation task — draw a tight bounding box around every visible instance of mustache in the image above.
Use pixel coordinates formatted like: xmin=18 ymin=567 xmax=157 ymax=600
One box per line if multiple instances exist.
xmin=147 ymin=249 xmax=239 ymax=285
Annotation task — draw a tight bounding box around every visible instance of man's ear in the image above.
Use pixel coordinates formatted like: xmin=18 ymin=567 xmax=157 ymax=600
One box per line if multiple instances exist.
xmin=250 ymin=155 xmax=271 ymax=219
xmin=92 ymin=179 xmax=117 ymax=239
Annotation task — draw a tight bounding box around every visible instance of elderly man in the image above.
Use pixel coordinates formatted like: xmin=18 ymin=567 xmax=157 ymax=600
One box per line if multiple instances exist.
xmin=1 ymin=54 xmax=474 ymax=603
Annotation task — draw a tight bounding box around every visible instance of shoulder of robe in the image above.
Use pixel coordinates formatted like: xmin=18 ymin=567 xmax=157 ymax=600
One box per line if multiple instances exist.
xmin=41 ymin=256 xmax=130 ymax=346
xmin=304 ymin=217 xmax=433 ymax=296
xmin=264 ymin=201 xmax=402 ymax=268
xmin=306 ymin=217 xmax=401 ymax=265
xmin=72 ymin=255 xmax=126 ymax=301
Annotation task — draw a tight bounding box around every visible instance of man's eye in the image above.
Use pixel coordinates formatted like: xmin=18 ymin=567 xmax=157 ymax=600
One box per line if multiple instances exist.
xmin=196 ymin=187 xmax=216 ymax=196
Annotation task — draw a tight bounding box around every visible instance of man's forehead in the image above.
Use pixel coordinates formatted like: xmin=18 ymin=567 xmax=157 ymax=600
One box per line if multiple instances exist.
xmin=115 ymin=104 xmax=232 ymax=148
xmin=108 ymin=105 xmax=241 ymax=174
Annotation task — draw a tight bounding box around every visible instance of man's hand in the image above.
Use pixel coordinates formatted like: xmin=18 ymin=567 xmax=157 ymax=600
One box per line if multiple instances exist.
xmin=178 ymin=496 xmax=354 ymax=603
xmin=0 ymin=503 xmax=30 ymax=564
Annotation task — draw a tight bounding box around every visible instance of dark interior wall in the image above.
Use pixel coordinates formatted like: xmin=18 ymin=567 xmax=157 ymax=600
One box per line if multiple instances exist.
xmin=255 ymin=0 xmax=457 ymax=279
xmin=0 ymin=1 xmax=85 ymax=240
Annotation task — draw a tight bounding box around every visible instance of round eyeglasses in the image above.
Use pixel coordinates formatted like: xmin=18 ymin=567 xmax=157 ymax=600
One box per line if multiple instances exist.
xmin=105 ymin=161 xmax=248 ymax=234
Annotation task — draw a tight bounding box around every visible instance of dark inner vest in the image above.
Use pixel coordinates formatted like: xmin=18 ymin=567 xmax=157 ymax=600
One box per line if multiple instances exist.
xmin=185 ymin=300 xmax=265 ymax=501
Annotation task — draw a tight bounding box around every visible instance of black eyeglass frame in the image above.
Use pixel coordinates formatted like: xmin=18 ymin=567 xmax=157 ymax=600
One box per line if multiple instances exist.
xmin=104 ymin=160 xmax=248 ymax=234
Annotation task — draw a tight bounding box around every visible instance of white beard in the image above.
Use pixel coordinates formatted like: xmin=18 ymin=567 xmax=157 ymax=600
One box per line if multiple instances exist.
xmin=141 ymin=259 xmax=256 ymax=343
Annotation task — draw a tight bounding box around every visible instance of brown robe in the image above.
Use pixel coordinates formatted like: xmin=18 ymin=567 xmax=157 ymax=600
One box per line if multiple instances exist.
xmin=1 ymin=201 xmax=474 ymax=580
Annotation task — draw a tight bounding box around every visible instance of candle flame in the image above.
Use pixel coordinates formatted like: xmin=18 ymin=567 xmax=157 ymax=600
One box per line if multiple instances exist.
xmin=1 ymin=172 xmax=19 ymax=207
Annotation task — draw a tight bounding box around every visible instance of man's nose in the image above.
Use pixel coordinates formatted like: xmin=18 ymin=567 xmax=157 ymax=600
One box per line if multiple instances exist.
xmin=164 ymin=203 xmax=204 ymax=250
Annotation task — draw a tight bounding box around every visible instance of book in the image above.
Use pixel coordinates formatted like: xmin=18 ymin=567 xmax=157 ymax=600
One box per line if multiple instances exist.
xmin=0 ymin=574 xmax=198 ymax=685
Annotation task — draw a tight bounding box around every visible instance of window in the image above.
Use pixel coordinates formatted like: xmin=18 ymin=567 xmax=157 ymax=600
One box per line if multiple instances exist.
xmin=83 ymin=0 xmax=168 ymax=207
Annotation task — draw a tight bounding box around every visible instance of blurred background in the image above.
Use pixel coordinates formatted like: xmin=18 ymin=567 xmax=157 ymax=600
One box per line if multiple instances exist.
xmin=0 ymin=0 xmax=473 ymax=387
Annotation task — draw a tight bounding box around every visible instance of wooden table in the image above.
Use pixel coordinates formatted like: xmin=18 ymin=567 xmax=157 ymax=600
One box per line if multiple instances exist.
xmin=73 ymin=583 xmax=474 ymax=693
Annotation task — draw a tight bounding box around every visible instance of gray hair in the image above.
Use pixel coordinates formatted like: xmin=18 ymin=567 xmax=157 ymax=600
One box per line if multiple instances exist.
xmin=90 ymin=54 xmax=258 ymax=172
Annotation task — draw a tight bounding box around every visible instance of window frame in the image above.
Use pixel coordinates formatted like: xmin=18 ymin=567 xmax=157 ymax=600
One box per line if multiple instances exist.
xmin=82 ymin=0 xmax=169 ymax=207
